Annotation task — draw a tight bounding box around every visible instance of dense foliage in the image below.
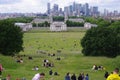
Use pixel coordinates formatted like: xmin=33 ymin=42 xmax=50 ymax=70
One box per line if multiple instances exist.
xmin=66 ymin=20 xmax=84 ymax=27
xmin=85 ymin=17 xmax=111 ymax=27
xmin=53 ymin=16 xmax=64 ymax=21
xmin=32 ymin=21 xmax=50 ymax=27
xmin=81 ymin=26 xmax=120 ymax=57
xmin=6 ymin=17 xmax=33 ymax=23
xmin=0 ymin=20 xmax=23 ymax=55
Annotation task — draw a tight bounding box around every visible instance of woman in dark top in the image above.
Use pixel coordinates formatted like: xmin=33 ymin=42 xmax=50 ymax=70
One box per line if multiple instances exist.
xmin=71 ymin=73 xmax=76 ymax=80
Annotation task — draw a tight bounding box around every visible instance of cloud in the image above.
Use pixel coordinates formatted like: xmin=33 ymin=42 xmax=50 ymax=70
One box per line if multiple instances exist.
xmin=0 ymin=0 xmax=48 ymax=13
xmin=0 ymin=0 xmax=119 ymax=13
xmin=0 ymin=0 xmax=21 ymax=4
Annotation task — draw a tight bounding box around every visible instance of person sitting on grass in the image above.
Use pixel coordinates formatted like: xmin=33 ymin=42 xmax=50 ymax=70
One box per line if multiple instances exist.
xmin=32 ymin=72 xmax=45 ymax=80
xmin=32 ymin=66 xmax=39 ymax=71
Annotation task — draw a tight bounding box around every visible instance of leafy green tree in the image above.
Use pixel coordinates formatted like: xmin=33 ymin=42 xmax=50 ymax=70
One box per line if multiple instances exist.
xmin=0 ymin=20 xmax=23 ymax=55
xmin=66 ymin=20 xmax=84 ymax=27
xmin=81 ymin=27 xmax=120 ymax=57
xmin=44 ymin=21 xmax=50 ymax=27
xmin=7 ymin=17 xmax=33 ymax=23
xmin=53 ymin=16 xmax=64 ymax=21
xmin=32 ymin=23 xmax=37 ymax=27
xmin=97 ymin=20 xmax=111 ymax=27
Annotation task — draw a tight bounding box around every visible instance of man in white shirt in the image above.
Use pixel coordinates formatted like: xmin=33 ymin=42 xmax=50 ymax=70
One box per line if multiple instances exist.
xmin=32 ymin=73 xmax=45 ymax=80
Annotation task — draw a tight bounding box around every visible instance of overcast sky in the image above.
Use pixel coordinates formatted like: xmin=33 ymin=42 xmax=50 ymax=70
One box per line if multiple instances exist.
xmin=0 ymin=0 xmax=120 ymax=13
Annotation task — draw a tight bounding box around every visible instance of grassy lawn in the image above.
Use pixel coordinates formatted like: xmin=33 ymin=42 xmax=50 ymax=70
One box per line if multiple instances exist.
xmin=0 ymin=30 xmax=116 ymax=80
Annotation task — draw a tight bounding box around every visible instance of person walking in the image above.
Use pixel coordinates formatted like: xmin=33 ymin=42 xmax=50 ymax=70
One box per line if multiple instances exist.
xmin=32 ymin=73 xmax=45 ymax=80
xmin=106 ymin=68 xmax=120 ymax=80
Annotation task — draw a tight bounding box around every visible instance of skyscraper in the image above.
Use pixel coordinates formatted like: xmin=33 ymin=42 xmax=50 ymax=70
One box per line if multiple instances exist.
xmin=83 ymin=3 xmax=89 ymax=16
xmin=47 ymin=3 xmax=51 ymax=15
xmin=53 ymin=4 xmax=59 ymax=12
xmin=90 ymin=6 xmax=99 ymax=16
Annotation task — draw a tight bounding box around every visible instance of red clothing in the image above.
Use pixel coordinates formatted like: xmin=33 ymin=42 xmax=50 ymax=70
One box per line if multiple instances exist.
xmin=0 ymin=64 xmax=3 ymax=71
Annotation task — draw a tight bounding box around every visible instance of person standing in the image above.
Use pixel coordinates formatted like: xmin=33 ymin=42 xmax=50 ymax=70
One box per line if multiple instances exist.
xmin=104 ymin=71 xmax=109 ymax=79
xmin=65 ymin=73 xmax=70 ymax=80
xmin=85 ymin=74 xmax=89 ymax=80
xmin=106 ymin=68 xmax=120 ymax=80
xmin=71 ymin=73 xmax=76 ymax=80
xmin=0 ymin=64 xmax=3 ymax=77
xmin=32 ymin=73 xmax=45 ymax=80
xmin=78 ymin=73 xmax=83 ymax=80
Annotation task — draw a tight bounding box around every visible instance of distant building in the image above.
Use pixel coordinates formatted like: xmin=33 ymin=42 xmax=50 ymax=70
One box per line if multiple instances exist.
xmin=84 ymin=22 xmax=97 ymax=29
xmin=50 ymin=22 xmax=67 ymax=31
xmin=32 ymin=18 xmax=50 ymax=23
xmin=83 ymin=3 xmax=89 ymax=16
xmin=47 ymin=3 xmax=51 ymax=15
xmin=69 ymin=18 xmax=84 ymax=23
xmin=50 ymin=14 xmax=67 ymax=31
xmin=15 ymin=23 xmax=32 ymax=31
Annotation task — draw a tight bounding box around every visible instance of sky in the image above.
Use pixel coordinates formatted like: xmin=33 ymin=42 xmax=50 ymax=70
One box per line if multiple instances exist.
xmin=0 ymin=0 xmax=120 ymax=13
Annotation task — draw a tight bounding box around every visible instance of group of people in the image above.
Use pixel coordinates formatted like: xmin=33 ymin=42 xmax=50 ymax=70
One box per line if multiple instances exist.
xmin=65 ymin=72 xmax=89 ymax=80
xmin=92 ymin=64 xmax=104 ymax=71
xmin=49 ymin=70 xmax=59 ymax=76
xmin=43 ymin=59 xmax=54 ymax=68
xmin=105 ymin=68 xmax=120 ymax=80
xmin=16 ymin=58 xmax=24 ymax=63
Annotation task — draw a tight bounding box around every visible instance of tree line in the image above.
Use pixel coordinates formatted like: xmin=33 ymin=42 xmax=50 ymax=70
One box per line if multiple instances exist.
xmin=81 ymin=20 xmax=120 ymax=57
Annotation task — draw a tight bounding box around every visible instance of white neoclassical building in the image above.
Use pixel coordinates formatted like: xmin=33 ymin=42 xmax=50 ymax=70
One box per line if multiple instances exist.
xmin=50 ymin=13 xmax=67 ymax=31
xmin=15 ymin=23 xmax=32 ymax=31
xmin=50 ymin=22 xmax=67 ymax=31
xmin=84 ymin=22 xmax=97 ymax=29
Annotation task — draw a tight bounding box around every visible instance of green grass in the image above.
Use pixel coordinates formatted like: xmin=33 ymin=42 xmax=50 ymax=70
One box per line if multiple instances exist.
xmin=0 ymin=30 xmax=117 ymax=80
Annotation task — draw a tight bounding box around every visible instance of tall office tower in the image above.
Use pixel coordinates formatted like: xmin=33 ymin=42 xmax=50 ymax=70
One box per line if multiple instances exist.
xmin=47 ymin=3 xmax=51 ymax=15
xmin=59 ymin=8 xmax=64 ymax=16
xmin=93 ymin=7 xmax=98 ymax=14
xmin=114 ymin=10 xmax=118 ymax=16
xmin=73 ymin=2 xmax=76 ymax=12
xmin=104 ymin=9 xmax=108 ymax=16
xmin=76 ymin=3 xmax=82 ymax=16
xmin=90 ymin=6 xmax=99 ymax=16
xmin=83 ymin=3 xmax=89 ymax=16
xmin=64 ymin=6 xmax=69 ymax=16
xmin=53 ymin=4 xmax=59 ymax=12
xmin=59 ymin=8 xmax=63 ymax=13
xmin=69 ymin=5 xmax=73 ymax=16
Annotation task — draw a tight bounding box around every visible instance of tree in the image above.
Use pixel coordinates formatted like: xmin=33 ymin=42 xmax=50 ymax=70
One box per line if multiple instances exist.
xmin=32 ymin=23 xmax=37 ymax=27
xmin=66 ymin=20 xmax=84 ymax=27
xmin=81 ymin=27 xmax=120 ymax=57
xmin=53 ymin=16 xmax=64 ymax=21
xmin=0 ymin=20 xmax=23 ymax=55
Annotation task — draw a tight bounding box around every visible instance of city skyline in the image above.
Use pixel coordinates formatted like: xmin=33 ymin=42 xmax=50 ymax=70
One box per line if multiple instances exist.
xmin=0 ymin=0 xmax=120 ymax=13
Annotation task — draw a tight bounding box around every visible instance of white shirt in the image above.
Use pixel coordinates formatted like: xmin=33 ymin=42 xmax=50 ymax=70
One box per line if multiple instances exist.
xmin=32 ymin=73 xmax=40 ymax=80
